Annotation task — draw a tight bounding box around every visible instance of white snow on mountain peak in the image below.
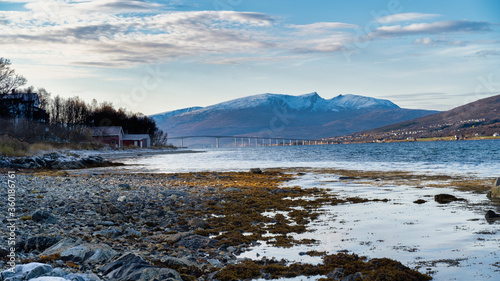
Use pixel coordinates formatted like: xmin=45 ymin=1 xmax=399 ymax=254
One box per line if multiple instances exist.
xmin=152 ymin=92 xmax=399 ymax=119
xmin=198 ymin=92 xmax=398 ymax=112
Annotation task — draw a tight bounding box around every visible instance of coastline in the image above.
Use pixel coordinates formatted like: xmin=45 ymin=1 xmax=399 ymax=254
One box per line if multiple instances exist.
xmin=81 ymin=148 xmax=203 ymax=161
xmin=1 ymin=166 xmax=498 ymax=280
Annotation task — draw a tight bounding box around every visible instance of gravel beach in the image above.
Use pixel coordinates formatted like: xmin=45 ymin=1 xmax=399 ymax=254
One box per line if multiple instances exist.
xmin=2 ymin=165 xmax=496 ymax=280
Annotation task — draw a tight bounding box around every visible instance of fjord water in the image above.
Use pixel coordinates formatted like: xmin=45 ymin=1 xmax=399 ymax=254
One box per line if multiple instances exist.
xmin=122 ymin=139 xmax=499 ymax=176
xmin=119 ymin=140 xmax=500 ymax=280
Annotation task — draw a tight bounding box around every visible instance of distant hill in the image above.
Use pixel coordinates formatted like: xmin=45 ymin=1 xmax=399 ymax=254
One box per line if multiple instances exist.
xmin=339 ymin=94 xmax=500 ymax=142
xmin=150 ymin=92 xmax=438 ymax=141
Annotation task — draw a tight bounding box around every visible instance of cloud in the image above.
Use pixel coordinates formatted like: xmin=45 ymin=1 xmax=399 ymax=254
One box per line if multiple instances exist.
xmin=375 ymin=13 xmax=439 ymax=24
xmin=372 ymin=20 xmax=491 ymax=38
xmin=289 ymin=22 xmax=359 ymax=34
xmin=0 ymin=3 xmax=277 ymax=67
xmin=413 ymin=37 xmax=467 ymax=46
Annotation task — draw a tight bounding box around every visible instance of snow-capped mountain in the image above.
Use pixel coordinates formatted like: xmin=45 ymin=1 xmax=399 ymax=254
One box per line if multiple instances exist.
xmin=185 ymin=92 xmax=399 ymax=114
xmin=150 ymin=92 xmax=437 ymax=140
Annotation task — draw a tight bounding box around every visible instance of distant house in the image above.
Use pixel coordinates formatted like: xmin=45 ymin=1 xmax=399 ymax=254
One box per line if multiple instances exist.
xmin=0 ymin=92 xmax=46 ymax=121
xmin=122 ymin=134 xmax=151 ymax=148
xmin=91 ymin=126 xmax=124 ymax=148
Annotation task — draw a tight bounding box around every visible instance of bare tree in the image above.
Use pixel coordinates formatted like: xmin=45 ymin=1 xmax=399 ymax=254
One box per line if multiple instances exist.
xmin=0 ymin=58 xmax=27 ymax=94
xmin=152 ymin=130 xmax=168 ymax=146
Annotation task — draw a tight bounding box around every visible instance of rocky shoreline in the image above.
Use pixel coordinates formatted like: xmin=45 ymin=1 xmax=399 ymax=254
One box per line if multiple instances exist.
xmin=0 ymin=170 xmax=438 ymax=281
xmin=0 ymin=153 xmax=116 ymax=170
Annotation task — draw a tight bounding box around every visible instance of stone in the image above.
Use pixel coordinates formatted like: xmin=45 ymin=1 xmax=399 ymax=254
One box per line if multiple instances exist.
xmin=101 ymin=253 xmax=182 ymax=281
xmin=0 ymin=263 xmax=53 ymax=280
xmin=327 ymin=268 xmax=345 ymax=280
xmin=16 ymin=236 xmax=61 ymax=253
xmin=485 ymin=210 xmax=500 ymax=224
xmin=59 ymin=244 xmax=117 ymax=265
xmin=42 ymin=239 xmax=117 ymax=266
xmin=250 ymin=168 xmax=263 ymax=174
xmin=225 ymin=188 xmax=242 ymax=193
xmin=487 ymin=177 xmax=500 ymax=200
xmin=42 ymin=238 xmax=82 ymax=256
xmin=413 ymin=199 xmax=426 ymax=204
xmin=160 ymin=256 xmax=194 ymax=268
xmin=166 ymin=231 xmax=193 ymax=243
xmin=341 ymin=272 xmax=364 ymax=281
xmin=93 ymin=228 xmax=122 ymax=238
xmin=176 ymin=235 xmax=218 ymax=249
xmin=97 ymin=221 xmax=115 ymax=226
xmin=124 ymin=228 xmax=142 ymax=238
xmin=188 ymin=218 xmax=205 ymax=228
xmin=31 ymin=210 xmax=58 ymax=224
xmin=434 ymin=194 xmax=466 ymax=204
xmin=0 ymin=262 xmax=102 ymax=281
xmin=339 ymin=176 xmax=355 ymax=180
xmin=118 ymin=184 xmax=131 ymax=190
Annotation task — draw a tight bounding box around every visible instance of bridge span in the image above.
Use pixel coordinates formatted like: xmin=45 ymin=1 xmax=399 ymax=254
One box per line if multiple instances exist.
xmin=169 ymin=135 xmax=334 ymax=148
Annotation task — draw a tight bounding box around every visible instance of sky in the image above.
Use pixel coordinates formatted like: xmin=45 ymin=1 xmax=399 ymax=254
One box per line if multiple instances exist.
xmin=0 ymin=0 xmax=499 ymax=115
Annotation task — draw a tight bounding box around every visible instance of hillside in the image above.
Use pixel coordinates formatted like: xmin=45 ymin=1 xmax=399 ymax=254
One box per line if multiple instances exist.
xmin=334 ymin=94 xmax=500 ymax=142
xmin=150 ymin=92 xmax=438 ymax=141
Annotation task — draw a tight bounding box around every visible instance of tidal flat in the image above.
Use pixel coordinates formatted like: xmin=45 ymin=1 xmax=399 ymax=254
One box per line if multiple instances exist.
xmin=0 ymin=168 xmax=498 ymax=280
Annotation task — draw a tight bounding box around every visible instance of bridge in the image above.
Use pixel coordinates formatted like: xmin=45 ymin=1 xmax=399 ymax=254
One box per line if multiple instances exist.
xmin=169 ymin=135 xmax=334 ymax=148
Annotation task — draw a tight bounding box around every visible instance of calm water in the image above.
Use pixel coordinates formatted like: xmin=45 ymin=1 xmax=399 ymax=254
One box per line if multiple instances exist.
xmin=111 ymin=140 xmax=500 ymax=281
xmin=120 ymin=139 xmax=500 ymax=177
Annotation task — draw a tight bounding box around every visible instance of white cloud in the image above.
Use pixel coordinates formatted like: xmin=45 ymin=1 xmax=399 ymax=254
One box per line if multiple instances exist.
xmin=0 ymin=3 xmax=277 ymax=67
xmin=375 ymin=13 xmax=439 ymax=24
xmin=413 ymin=37 xmax=467 ymax=46
xmin=289 ymin=22 xmax=359 ymax=33
xmin=371 ymin=20 xmax=491 ymax=38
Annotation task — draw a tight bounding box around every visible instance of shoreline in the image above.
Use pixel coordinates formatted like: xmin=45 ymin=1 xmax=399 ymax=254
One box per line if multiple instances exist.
xmin=82 ymin=148 xmax=203 ymax=161
xmin=1 ymin=167 xmax=498 ymax=280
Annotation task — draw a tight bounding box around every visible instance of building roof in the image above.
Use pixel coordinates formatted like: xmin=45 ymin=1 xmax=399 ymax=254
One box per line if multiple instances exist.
xmin=91 ymin=126 xmax=124 ymax=137
xmin=123 ymin=134 xmax=150 ymax=141
xmin=0 ymin=93 xmax=39 ymax=103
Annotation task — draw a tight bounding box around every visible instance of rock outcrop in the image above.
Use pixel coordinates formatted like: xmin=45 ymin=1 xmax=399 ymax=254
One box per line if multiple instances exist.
xmin=0 ymin=153 xmax=109 ymax=169
xmin=0 ymin=262 xmax=101 ymax=281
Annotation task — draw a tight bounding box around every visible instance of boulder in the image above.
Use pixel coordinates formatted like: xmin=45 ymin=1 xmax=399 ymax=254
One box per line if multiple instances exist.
xmin=0 ymin=263 xmax=52 ymax=280
xmin=31 ymin=210 xmax=58 ymax=224
xmin=42 ymin=239 xmax=117 ymax=266
xmin=485 ymin=210 xmax=500 ymax=224
xmin=250 ymin=168 xmax=262 ymax=174
xmin=434 ymin=194 xmax=466 ymax=204
xmin=327 ymin=268 xmax=345 ymax=280
xmin=59 ymin=244 xmax=117 ymax=266
xmin=487 ymin=178 xmax=500 ymax=200
xmin=0 ymin=262 xmax=101 ymax=281
xmin=16 ymin=236 xmax=61 ymax=253
xmin=101 ymin=253 xmax=182 ymax=281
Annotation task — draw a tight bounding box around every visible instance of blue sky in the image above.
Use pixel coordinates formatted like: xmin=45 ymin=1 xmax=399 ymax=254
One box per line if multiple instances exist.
xmin=0 ymin=0 xmax=499 ymax=115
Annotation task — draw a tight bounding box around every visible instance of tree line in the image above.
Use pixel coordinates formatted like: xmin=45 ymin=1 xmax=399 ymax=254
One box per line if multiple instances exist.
xmin=0 ymin=58 xmax=168 ymax=145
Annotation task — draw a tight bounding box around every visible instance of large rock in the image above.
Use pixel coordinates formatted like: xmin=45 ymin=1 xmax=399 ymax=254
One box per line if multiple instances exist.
xmin=0 ymin=262 xmax=101 ymax=281
xmin=42 ymin=238 xmax=117 ymax=266
xmin=16 ymin=236 xmax=61 ymax=253
xmin=434 ymin=194 xmax=466 ymax=204
xmin=31 ymin=210 xmax=58 ymax=224
xmin=101 ymin=253 xmax=182 ymax=281
xmin=487 ymin=178 xmax=500 ymax=200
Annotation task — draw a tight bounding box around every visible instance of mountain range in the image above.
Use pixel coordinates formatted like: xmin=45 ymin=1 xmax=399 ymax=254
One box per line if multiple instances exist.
xmin=150 ymin=92 xmax=438 ymax=140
